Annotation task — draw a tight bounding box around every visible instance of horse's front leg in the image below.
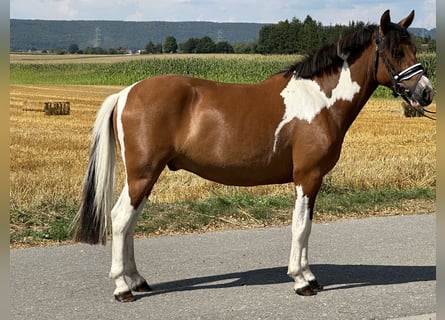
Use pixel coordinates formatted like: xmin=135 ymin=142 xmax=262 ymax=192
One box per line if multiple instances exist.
xmin=109 ymin=184 xmax=148 ymax=302
xmin=287 ymin=183 xmax=322 ymax=296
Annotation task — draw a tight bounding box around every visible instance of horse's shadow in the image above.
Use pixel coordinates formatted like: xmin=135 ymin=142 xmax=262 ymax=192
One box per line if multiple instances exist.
xmin=136 ymin=264 xmax=435 ymax=299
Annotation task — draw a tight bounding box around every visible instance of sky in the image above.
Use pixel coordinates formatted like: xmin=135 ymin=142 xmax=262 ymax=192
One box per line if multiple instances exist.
xmin=10 ymin=0 xmax=436 ymax=29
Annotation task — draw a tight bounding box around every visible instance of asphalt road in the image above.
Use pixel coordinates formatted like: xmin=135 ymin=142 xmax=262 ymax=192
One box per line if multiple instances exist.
xmin=11 ymin=214 xmax=436 ymax=320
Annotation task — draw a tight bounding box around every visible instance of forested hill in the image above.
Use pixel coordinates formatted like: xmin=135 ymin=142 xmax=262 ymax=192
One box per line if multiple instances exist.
xmin=10 ymin=19 xmax=265 ymax=51
xmin=10 ymin=19 xmax=436 ymax=52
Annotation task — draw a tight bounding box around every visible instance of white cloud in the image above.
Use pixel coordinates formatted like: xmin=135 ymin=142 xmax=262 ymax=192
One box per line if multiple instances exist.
xmin=58 ymin=0 xmax=78 ymax=19
xmin=420 ymin=0 xmax=436 ymax=29
xmin=10 ymin=0 xmax=77 ymax=19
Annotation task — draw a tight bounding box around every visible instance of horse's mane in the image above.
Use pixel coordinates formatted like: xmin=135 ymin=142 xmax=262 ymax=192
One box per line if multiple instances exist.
xmin=279 ymin=24 xmax=378 ymax=78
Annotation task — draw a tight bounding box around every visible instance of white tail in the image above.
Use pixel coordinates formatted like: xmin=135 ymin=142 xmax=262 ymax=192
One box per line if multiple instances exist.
xmin=73 ymin=93 xmax=119 ymax=244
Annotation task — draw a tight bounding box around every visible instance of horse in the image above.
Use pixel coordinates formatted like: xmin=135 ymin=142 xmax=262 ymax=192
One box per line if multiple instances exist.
xmin=74 ymin=10 xmax=434 ymax=302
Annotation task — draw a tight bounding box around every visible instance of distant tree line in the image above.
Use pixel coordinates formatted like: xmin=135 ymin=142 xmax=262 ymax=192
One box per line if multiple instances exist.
xmin=51 ymin=15 xmax=436 ymax=55
xmin=256 ymin=15 xmax=436 ymax=54
xmin=145 ymin=35 xmax=235 ymax=54
xmin=58 ymin=35 xmax=237 ymax=55
xmin=257 ymin=16 xmax=365 ymax=54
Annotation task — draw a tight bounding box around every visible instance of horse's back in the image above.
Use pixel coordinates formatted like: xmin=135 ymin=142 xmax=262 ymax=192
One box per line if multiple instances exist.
xmin=127 ymin=74 xmax=287 ymax=148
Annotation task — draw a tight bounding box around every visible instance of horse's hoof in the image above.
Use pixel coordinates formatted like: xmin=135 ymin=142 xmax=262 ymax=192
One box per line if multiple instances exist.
xmin=309 ymin=280 xmax=323 ymax=292
xmin=133 ymin=281 xmax=151 ymax=292
xmin=295 ymin=285 xmax=317 ymax=296
xmin=114 ymin=291 xmax=136 ymax=302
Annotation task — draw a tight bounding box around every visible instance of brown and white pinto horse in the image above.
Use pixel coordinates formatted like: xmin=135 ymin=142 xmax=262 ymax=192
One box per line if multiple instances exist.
xmin=74 ymin=10 xmax=434 ymax=302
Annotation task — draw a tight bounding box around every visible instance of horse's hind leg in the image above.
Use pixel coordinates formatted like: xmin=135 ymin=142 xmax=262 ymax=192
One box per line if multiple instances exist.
xmin=109 ymin=183 xmax=145 ymax=302
xmin=125 ymin=207 xmax=152 ymax=293
xmin=110 ymin=166 xmax=164 ymax=302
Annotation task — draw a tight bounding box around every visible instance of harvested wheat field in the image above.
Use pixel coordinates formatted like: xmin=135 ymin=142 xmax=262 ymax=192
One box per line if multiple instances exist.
xmin=10 ymin=84 xmax=436 ymax=245
xmin=10 ymin=83 xmax=436 ymax=203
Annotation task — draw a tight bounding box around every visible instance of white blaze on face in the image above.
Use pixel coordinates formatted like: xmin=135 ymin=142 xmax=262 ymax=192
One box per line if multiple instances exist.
xmin=273 ymin=61 xmax=360 ymax=152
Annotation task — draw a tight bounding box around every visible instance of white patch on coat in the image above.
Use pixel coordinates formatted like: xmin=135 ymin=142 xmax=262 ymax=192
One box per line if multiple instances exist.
xmin=273 ymin=61 xmax=360 ymax=152
xmin=293 ymin=185 xmax=310 ymax=232
xmin=110 ymin=81 xmax=150 ymax=296
xmin=116 ymin=82 xmax=139 ymax=171
xmin=288 ymin=185 xmax=312 ymax=290
xmin=109 ymin=183 xmax=148 ymax=296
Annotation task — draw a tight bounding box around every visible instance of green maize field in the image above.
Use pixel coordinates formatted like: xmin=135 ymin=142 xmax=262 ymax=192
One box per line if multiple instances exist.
xmin=10 ymin=53 xmax=436 ymax=99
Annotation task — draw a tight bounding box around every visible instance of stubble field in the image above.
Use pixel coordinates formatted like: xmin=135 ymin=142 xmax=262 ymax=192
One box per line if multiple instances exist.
xmin=10 ymin=84 xmax=436 ymax=246
xmin=10 ymin=53 xmax=436 ymax=247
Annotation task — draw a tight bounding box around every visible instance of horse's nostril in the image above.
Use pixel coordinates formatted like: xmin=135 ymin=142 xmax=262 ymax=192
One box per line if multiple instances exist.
xmin=422 ymin=87 xmax=430 ymax=101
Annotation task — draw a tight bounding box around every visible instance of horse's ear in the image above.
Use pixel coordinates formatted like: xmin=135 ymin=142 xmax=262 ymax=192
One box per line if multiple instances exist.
xmin=380 ymin=9 xmax=391 ymax=35
xmin=398 ymin=10 xmax=415 ymax=29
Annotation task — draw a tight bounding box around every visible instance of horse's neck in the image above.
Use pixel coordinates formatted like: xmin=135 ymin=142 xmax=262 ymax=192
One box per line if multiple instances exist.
xmin=329 ymin=46 xmax=378 ymax=134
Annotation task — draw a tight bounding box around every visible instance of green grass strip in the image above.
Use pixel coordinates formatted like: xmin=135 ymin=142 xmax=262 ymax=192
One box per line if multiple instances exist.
xmin=10 ymin=187 xmax=435 ymax=246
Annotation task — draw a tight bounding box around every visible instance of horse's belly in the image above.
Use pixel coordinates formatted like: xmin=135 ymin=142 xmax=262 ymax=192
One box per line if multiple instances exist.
xmin=168 ymin=154 xmax=294 ymax=186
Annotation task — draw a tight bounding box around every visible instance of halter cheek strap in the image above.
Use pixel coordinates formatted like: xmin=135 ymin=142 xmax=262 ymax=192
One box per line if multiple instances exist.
xmin=373 ymin=29 xmax=382 ymax=82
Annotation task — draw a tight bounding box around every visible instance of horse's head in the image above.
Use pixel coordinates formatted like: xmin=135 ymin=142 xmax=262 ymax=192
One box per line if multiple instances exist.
xmin=374 ymin=10 xmax=434 ymax=110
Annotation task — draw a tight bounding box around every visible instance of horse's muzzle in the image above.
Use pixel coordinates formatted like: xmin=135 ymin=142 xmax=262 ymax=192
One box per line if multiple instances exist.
xmin=407 ymin=76 xmax=434 ymax=109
